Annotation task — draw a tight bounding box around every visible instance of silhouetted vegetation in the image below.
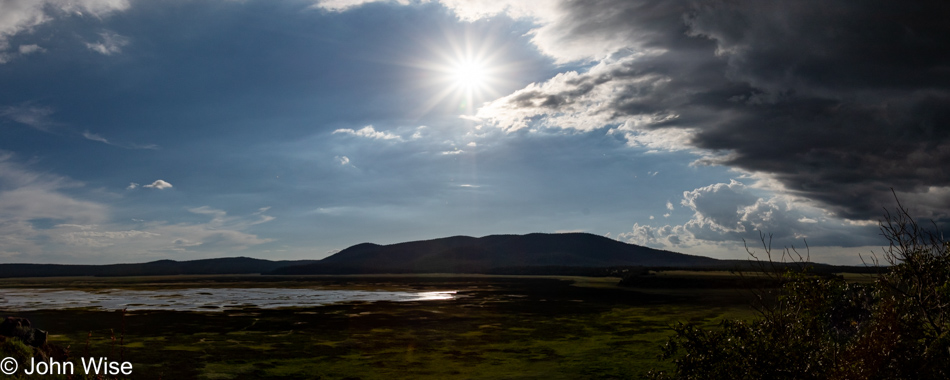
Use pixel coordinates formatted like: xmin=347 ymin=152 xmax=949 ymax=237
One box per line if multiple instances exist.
xmin=650 ymin=198 xmax=950 ymax=379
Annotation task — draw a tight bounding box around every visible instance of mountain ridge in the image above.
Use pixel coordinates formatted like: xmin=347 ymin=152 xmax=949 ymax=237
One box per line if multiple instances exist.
xmin=0 ymin=257 xmax=318 ymax=278
xmin=0 ymin=233 xmax=882 ymax=277
xmin=275 ymin=232 xmax=722 ymax=274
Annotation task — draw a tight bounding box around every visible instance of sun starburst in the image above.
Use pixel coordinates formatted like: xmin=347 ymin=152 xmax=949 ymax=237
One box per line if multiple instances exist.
xmin=408 ymin=31 xmax=516 ymax=118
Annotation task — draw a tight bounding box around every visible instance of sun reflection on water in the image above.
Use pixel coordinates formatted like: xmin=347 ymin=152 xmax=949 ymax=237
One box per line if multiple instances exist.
xmin=0 ymin=288 xmax=457 ymax=312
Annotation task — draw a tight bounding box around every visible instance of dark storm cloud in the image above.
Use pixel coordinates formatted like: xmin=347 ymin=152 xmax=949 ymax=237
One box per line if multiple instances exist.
xmin=478 ymin=0 xmax=950 ymax=221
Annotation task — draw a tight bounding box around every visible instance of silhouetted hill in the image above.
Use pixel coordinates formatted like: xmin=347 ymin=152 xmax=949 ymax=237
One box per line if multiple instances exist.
xmin=272 ymin=233 xmax=724 ymax=274
xmin=0 ymin=235 xmax=880 ymax=278
xmin=0 ymin=257 xmax=318 ymax=278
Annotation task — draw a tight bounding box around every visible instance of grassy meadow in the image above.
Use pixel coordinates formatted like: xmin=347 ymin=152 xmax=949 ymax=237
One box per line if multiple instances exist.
xmin=2 ymin=274 xmax=765 ymax=379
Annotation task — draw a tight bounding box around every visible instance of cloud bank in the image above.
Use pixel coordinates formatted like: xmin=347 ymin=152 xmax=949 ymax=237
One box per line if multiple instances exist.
xmin=401 ymin=0 xmax=950 ymax=223
xmin=619 ymin=180 xmax=881 ymax=255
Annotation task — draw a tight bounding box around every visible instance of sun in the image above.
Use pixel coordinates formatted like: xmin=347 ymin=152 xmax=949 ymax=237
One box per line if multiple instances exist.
xmin=409 ymin=31 xmax=517 ymax=117
xmin=435 ymin=54 xmax=500 ymax=115
xmin=451 ymin=60 xmax=488 ymax=91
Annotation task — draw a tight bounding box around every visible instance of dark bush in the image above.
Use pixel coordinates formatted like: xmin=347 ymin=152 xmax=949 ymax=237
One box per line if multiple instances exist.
xmin=650 ymin=198 xmax=950 ymax=379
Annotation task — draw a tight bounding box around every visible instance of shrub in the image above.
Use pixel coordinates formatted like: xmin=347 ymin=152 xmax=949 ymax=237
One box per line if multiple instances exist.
xmin=649 ymin=198 xmax=950 ymax=379
xmin=0 ymin=337 xmax=34 ymax=364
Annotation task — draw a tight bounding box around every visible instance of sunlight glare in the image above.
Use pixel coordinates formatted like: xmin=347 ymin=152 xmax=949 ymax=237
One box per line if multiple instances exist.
xmin=409 ymin=30 xmax=520 ymax=118
xmin=452 ymin=60 xmax=487 ymax=90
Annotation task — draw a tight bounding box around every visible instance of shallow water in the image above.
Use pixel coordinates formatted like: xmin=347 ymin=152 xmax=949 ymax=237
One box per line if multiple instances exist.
xmin=0 ymin=288 xmax=456 ymax=312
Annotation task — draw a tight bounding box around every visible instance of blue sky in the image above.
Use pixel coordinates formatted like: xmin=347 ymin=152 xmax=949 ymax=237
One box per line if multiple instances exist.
xmin=1 ymin=0 xmax=948 ymax=264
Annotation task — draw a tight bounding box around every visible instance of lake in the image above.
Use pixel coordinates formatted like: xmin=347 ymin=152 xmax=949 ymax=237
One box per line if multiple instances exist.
xmin=0 ymin=288 xmax=457 ymax=312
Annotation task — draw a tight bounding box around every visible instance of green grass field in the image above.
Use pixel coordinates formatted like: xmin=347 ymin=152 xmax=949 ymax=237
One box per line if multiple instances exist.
xmin=3 ymin=274 xmax=762 ymax=379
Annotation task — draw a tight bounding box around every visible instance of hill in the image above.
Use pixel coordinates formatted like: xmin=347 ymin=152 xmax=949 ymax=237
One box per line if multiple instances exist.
xmin=0 ymin=257 xmax=318 ymax=278
xmin=271 ymin=233 xmax=723 ymax=274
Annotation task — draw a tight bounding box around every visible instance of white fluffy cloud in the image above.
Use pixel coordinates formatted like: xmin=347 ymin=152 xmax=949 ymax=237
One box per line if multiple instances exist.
xmin=436 ymin=0 xmax=633 ymax=63
xmin=619 ymin=179 xmax=882 ymax=253
xmin=314 ymin=0 xmax=628 ymax=63
xmin=332 ymin=125 xmax=401 ymax=140
xmin=143 ymin=179 xmax=172 ymax=189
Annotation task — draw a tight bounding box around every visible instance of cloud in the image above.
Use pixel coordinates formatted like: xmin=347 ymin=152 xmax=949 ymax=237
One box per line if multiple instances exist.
xmin=82 ymin=130 xmax=109 ymax=144
xmin=436 ymin=0 xmax=632 ymax=63
xmin=0 ymin=163 xmax=107 ymax=225
xmin=4 ymin=108 xmax=156 ymax=148
xmin=49 ymin=214 xmax=272 ymax=256
xmin=681 ymin=180 xmax=759 ymax=234
xmin=312 ymin=0 xmax=412 ymax=12
xmin=411 ymin=126 xmax=427 ymax=139
xmin=0 ymin=104 xmax=56 ymax=131
xmin=84 ymin=30 xmax=129 ymax=55
xmin=455 ymin=0 xmax=950 ymax=222
xmin=82 ymin=130 xmax=159 ymax=149
xmin=188 ymin=205 xmax=226 ymax=218
xmin=142 ymin=179 xmax=172 ymax=189
xmin=0 ymin=0 xmax=130 ymax=58
xmin=312 ymin=0 xmax=950 ymax=224
xmin=0 ymin=153 xmax=274 ymax=261
xmin=332 ymin=125 xmax=401 ymax=140
xmin=188 ymin=205 xmax=275 ymax=228
xmin=127 ymin=182 xmax=138 ymax=190
xmin=619 ymin=180 xmax=881 ymax=251
xmin=335 ymin=155 xmax=350 ymax=166
xmin=0 ymin=153 xmax=107 ymax=257
xmin=18 ymin=44 xmax=44 ymax=55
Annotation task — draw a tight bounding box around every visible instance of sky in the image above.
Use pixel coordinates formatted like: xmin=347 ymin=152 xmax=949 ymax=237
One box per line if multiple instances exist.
xmin=0 ymin=0 xmax=948 ymax=265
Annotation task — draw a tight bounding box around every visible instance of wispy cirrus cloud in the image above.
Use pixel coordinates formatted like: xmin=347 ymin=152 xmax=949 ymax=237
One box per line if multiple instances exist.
xmin=0 ymin=104 xmax=57 ymax=131
xmin=3 ymin=106 xmax=157 ymax=149
xmin=0 ymin=152 xmax=274 ymax=261
xmin=82 ymin=130 xmax=159 ymax=150
xmin=84 ymin=30 xmax=129 ymax=55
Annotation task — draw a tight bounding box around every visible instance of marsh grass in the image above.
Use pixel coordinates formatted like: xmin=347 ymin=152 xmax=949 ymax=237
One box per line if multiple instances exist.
xmin=4 ymin=275 xmax=760 ymax=379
